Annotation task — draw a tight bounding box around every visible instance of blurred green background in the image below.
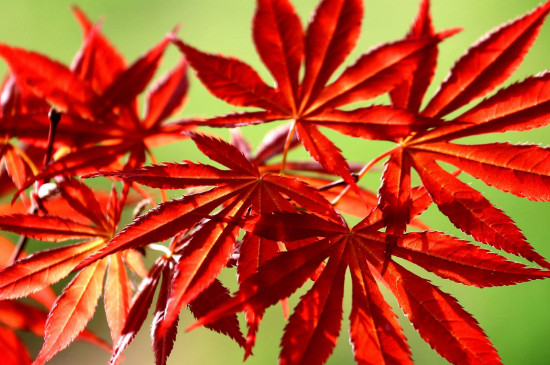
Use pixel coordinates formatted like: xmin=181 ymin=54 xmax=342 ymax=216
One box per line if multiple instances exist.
xmin=2 ymin=0 xmax=550 ymax=364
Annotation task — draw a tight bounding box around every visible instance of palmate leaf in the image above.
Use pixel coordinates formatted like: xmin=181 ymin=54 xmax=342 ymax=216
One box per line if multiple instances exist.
xmin=0 ymin=1 xmax=549 ymax=364
xmin=0 ymin=9 xmax=192 ymax=192
xmin=0 ymin=179 xmax=147 ymax=363
xmin=190 ymin=207 xmax=549 ymax=365
xmin=77 ymin=134 xmax=336 ymax=340
xmin=373 ymin=0 xmax=550 ymax=270
xmin=34 ymin=258 xmax=108 ymax=365
xmin=172 ymin=0 xmax=456 ymax=191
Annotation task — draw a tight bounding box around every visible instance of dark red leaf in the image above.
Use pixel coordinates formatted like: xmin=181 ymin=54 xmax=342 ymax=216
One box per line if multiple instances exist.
xmin=188 ymin=279 xmax=246 ymax=348
xmin=347 ymin=246 xmax=412 ymax=365
xmin=279 ymin=241 xmax=346 ymax=365
xmin=110 ymin=258 xmax=166 ymax=365
xmin=151 ymin=260 xmax=179 ymax=365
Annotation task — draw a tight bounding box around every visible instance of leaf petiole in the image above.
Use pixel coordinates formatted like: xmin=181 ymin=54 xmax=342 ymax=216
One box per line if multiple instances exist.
xmin=331 ymin=146 xmax=397 ymax=206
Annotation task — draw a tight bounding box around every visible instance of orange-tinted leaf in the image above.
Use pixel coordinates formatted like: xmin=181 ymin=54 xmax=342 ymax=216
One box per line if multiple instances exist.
xmin=76 ymin=185 xmax=245 ymax=269
xmin=0 ymin=300 xmax=48 ymax=336
xmin=58 ymin=178 xmax=109 ymax=228
xmin=104 ymin=252 xmax=132 ymax=344
xmin=3 ymin=144 xmax=29 ymax=190
xmin=34 ymin=258 xmax=108 ymax=365
xmin=0 ymin=214 xmax=107 ymax=242
xmin=0 ymin=239 xmax=103 ymax=300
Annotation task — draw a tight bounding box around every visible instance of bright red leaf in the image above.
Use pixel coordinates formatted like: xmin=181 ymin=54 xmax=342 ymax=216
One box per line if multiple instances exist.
xmin=190 ymin=207 xmax=549 ymax=364
xmin=172 ymin=0 xmax=456 ymax=192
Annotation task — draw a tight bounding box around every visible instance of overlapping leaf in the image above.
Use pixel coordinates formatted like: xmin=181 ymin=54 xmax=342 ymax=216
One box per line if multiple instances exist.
xmin=78 ymin=134 xmax=336 ymax=340
xmin=190 ymin=203 xmax=549 ymax=364
xmin=0 ymin=179 xmax=145 ymax=363
xmin=0 ymin=9 xmax=192 ymax=192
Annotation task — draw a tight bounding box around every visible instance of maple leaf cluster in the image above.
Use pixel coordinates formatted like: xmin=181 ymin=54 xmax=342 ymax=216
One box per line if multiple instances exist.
xmin=0 ymin=0 xmax=550 ymax=364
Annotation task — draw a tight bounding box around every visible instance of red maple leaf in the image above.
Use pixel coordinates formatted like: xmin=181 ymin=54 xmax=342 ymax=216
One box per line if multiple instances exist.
xmin=0 ymin=8 xmax=192 ymax=193
xmin=0 ymin=225 xmax=110 ymax=365
xmin=0 ymin=178 xmax=144 ymax=364
xmin=189 ymin=204 xmax=550 ymax=364
xmin=76 ymin=133 xmax=337 ymax=356
xmin=360 ymin=0 xmax=550 ymax=269
xmin=172 ymin=0 xmax=458 ymax=194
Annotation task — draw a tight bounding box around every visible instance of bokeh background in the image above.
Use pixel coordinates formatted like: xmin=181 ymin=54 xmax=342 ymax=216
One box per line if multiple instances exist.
xmin=1 ymin=0 xmax=550 ymax=364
